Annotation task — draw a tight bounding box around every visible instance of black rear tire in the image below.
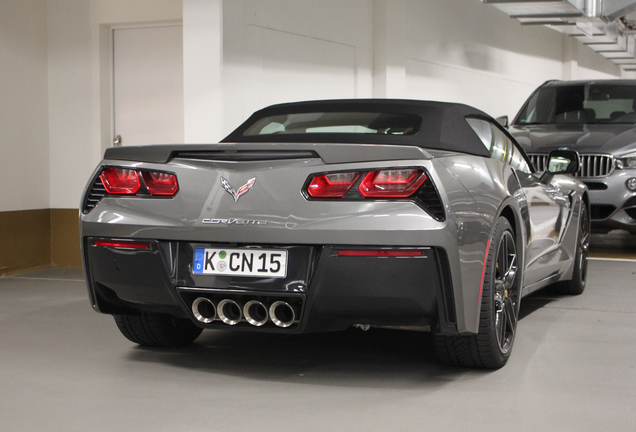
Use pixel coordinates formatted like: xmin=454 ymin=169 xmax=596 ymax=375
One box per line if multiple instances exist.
xmin=435 ymin=216 xmax=520 ymax=369
xmin=553 ymin=203 xmax=589 ymax=295
xmin=114 ymin=312 xmax=203 ymax=347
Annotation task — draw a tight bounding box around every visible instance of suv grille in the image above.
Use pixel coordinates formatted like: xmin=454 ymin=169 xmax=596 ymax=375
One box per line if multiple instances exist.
xmin=528 ymin=154 xmax=549 ymax=173
xmin=528 ymin=154 xmax=615 ymax=178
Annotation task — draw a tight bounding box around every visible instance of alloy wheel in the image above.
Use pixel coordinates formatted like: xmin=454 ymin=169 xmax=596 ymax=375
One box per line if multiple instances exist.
xmin=493 ymin=230 xmax=518 ymax=355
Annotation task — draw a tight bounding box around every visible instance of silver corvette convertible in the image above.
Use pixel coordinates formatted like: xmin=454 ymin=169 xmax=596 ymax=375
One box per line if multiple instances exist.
xmin=80 ymin=99 xmax=589 ymax=369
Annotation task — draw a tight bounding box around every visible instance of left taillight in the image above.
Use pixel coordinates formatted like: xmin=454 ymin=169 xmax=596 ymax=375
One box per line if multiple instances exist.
xmin=307 ymin=172 xmax=362 ymax=197
xmin=100 ymin=168 xmax=141 ymax=194
xmin=99 ymin=168 xmax=178 ymax=196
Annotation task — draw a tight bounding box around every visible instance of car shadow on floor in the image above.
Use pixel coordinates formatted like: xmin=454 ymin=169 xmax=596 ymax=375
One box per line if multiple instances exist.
xmin=122 ymin=291 xmax=565 ymax=388
xmin=518 ymin=289 xmax=563 ymax=320
xmin=125 ymin=327 xmax=466 ymax=389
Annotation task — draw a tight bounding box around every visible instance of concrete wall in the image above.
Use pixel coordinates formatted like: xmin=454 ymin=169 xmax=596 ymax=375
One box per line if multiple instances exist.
xmin=0 ymin=0 xmax=182 ymax=273
xmin=2 ymin=0 xmax=635 ymax=272
xmin=44 ymin=0 xmax=183 ymax=210
xmin=47 ymin=0 xmax=93 ymax=211
xmin=217 ymin=0 xmax=632 ymax=133
xmin=5 ymin=0 xmax=633 ymax=212
xmin=402 ymin=0 xmax=568 ymax=118
xmin=0 ymin=0 xmax=50 ymax=213
xmin=221 ymin=0 xmax=374 ymax=137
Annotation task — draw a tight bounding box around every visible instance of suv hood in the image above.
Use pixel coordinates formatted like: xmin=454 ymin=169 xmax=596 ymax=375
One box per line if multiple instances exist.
xmin=510 ymin=124 xmax=636 ymax=156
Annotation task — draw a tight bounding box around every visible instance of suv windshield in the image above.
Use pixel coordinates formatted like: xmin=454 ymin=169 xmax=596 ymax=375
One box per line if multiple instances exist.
xmin=514 ymin=83 xmax=636 ymax=125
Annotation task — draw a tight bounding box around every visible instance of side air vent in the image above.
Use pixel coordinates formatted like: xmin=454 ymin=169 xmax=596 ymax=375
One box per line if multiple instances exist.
xmin=416 ymin=179 xmax=446 ymax=221
xmin=435 ymin=248 xmax=455 ymax=325
xmin=172 ymin=150 xmax=320 ymax=162
xmin=82 ymin=176 xmax=107 ymax=214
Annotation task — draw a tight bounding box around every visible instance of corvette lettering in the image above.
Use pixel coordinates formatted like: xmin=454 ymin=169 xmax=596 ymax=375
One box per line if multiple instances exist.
xmin=202 ymin=218 xmax=268 ymax=225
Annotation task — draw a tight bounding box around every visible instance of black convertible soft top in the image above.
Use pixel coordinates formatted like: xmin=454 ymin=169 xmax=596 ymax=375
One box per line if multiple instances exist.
xmin=222 ymin=99 xmax=493 ymax=157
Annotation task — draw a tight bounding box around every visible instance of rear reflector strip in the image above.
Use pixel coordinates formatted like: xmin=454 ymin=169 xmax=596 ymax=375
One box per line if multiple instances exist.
xmin=477 ymin=239 xmax=491 ymax=303
xmin=94 ymin=240 xmax=151 ymax=250
xmin=337 ymin=249 xmax=422 ymax=257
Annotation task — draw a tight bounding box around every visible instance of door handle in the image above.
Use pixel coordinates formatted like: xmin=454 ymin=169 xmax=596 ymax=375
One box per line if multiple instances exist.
xmin=113 ymin=135 xmax=122 ymax=147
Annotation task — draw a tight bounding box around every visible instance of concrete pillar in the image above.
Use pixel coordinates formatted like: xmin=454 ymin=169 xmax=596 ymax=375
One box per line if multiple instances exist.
xmin=563 ymin=34 xmax=578 ymax=81
xmin=183 ymin=0 xmax=223 ymax=142
xmin=373 ymin=0 xmax=406 ymax=98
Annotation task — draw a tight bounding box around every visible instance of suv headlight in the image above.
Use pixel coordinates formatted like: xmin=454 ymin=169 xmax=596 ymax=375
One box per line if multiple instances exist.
xmin=618 ymin=152 xmax=636 ymax=169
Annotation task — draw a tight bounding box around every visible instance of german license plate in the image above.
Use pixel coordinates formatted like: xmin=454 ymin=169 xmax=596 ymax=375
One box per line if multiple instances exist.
xmin=193 ymin=247 xmax=288 ymax=278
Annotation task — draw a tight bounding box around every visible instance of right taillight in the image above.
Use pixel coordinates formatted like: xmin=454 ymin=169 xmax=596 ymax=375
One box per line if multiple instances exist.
xmin=100 ymin=168 xmax=141 ymax=194
xmin=304 ymin=167 xmax=444 ymax=221
xmin=307 ymin=172 xmax=362 ymax=197
xmin=358 ymin=169 xmax=427 ymax=197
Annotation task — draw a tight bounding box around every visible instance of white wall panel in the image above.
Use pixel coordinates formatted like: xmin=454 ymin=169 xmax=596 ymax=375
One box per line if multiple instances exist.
xmin=251 ymin=28 xmax=356 ymax=107
xmin=183 ymin=0 xmax=222 ymax=143
xmin=241 ymin=0 xmax=373 ymax=47
xmin=45 ymin=0 xmax=183 ymax=209
xmin=0 ymin=0 xmax=50 ymax=212
xmin=47 ymin=0 xmax=93 ymax=210
xmin=221 ymin=0 xmax=374 ymax=136
xmin=406 ymin=59 xmax=538 ymax=118
xmin=401 ymin=0 xmax=571 ymax=118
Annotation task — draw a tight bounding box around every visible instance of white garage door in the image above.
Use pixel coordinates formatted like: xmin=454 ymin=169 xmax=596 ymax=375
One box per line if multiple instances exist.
xmin=113 ymin=25 xmax=184 ymax=147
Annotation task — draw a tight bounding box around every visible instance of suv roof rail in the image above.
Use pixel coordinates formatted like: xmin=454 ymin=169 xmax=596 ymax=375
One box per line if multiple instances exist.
xmin=541 ymin=79 xmax=562 ymax=86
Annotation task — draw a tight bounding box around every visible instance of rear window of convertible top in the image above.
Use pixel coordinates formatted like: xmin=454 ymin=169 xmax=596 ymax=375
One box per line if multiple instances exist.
xmin=243 ymin=112 xmax=422 ymax=136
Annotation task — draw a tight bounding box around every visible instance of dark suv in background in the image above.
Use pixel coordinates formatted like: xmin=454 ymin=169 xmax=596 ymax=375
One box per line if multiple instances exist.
xmin=510 ymin=79 xmax=636 ymax=234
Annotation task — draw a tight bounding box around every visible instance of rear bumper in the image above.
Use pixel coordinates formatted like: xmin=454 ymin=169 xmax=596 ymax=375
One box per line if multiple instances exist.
xmin=83 ymin=238 xmax=458 ymax=335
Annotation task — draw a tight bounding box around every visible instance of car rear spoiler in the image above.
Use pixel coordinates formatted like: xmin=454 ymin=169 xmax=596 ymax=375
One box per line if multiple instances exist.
xmin=103 ymin=142 xmax=434 ymax=165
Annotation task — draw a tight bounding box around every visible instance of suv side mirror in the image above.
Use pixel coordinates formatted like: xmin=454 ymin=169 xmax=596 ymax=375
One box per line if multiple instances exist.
xmin=496 ymin=115 xmax=509 ymax=129
xmin=540 ymin=150 xmax=580 ymax=184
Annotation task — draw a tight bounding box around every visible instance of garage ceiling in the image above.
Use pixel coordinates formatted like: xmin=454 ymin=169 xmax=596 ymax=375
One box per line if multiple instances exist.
xmin=483 ymin=0 xmax=636 ymax=70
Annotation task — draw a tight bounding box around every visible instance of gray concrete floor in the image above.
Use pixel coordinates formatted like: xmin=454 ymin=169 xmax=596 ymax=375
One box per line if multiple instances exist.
xmin=0 ymin=260 xmax=635 ymax=432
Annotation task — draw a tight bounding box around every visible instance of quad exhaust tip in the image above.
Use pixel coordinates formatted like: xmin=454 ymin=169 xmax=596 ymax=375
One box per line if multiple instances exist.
xmin=217 ymin=299 xmax=242 ymax=325
xmin=243 ymin=300 xmax=269 ymax=327
xmin=192 ymin=297 xmax=216 ymax=324
xmin=269 ymin=301 xmax=295 ymax=328
xmin=191 ymin=297 xmax=296 ymax=327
